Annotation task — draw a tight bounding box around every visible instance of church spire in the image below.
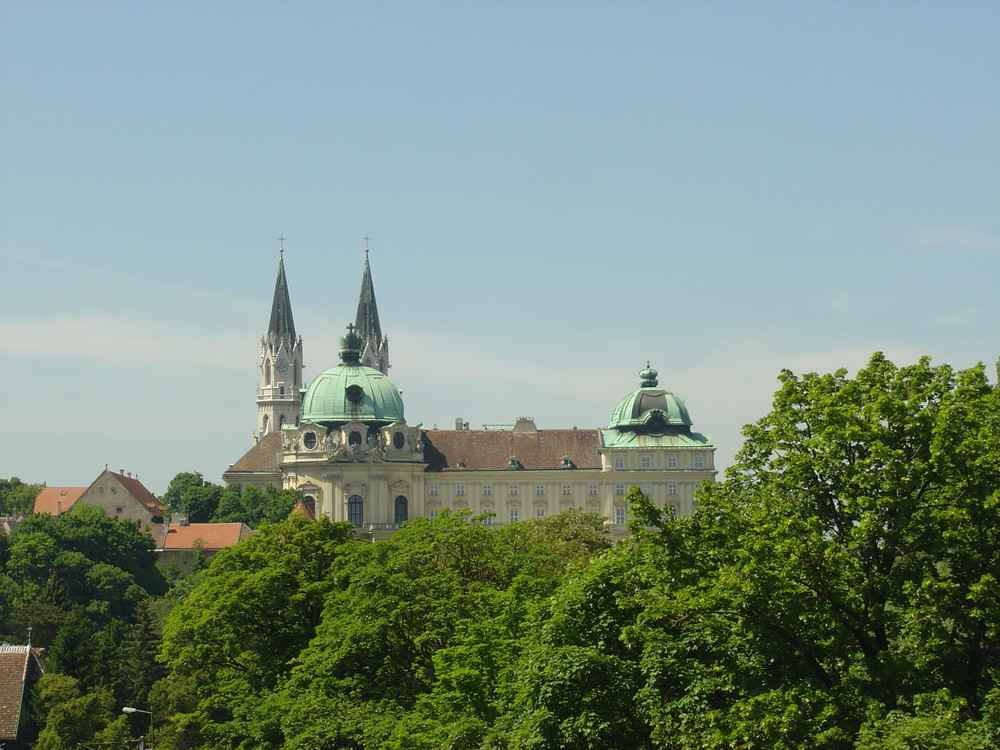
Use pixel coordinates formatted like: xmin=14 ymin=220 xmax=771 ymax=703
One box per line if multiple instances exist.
xmin=257 ymin=238 xmax=303 ymax=439
xmin=354 ymin=238 xmax=389 ymax=374
xmin=267 ymin=243 xmax=296 ymax=347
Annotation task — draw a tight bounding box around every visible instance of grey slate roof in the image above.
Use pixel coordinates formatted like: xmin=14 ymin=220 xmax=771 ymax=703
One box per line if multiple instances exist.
xmin=267 ymin=255 xmax=296 ymax=346
xmin=354 ymin=255 xmax=382 ymax=348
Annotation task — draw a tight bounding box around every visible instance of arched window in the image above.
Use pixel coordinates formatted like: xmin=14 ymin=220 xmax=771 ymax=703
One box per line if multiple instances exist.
xmin=262 ymin=414 xmax=269 ymax=434
xmin=348 ymin=495 xmax=364 ymax=525
xmin=394 ymin=495 xmax=408 ymax=525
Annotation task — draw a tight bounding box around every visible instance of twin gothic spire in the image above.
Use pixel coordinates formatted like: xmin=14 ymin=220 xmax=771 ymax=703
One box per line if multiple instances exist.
xmin=265 ymin=242 xmax=387 ymax=370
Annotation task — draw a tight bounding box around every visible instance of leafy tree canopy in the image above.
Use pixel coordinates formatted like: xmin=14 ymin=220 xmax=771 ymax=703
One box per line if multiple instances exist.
xmin=0 ymin=476 xmax=44 ymax=516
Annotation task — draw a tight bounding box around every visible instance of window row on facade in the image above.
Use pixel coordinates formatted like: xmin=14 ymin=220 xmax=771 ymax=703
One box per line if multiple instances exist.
xmin=335 ymin=493 xmax=681 ymax=528
xmin=427 ymin=482 xmax=684 ymax=497
xmin=610 ymin=452 xmax=707 ymax=469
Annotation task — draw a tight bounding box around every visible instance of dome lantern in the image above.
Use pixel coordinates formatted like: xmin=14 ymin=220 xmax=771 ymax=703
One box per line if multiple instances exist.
xmin=607 ymin=364 xmax=692 ymax=435
xmin=298 ymin=323 xmax=405 ymax=427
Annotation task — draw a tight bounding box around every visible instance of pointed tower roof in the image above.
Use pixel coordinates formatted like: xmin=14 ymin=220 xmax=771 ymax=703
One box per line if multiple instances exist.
xmin=354 ymin=246 xmax=382 ymax=346
xmin=267 ymin=249 xmax=296 ymax=346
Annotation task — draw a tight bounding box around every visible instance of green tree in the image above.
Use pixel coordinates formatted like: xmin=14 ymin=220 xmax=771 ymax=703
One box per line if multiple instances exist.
xmin=31 ymin=673 xmax=132 ymax=750
xmin=626 ymin=353 xmax=1000 ymax=747
xmin=0 ymin=476 xmax=44 ymax=516
xmin=163 ymin=471 xmax=222 ymax=521
xmin=213 ymin=483 xmax=301 ymax=527
xmin=157 ymin=516 xmax=357 ymax=748
xmin=156 ymin=509 xmax=614 ymax=749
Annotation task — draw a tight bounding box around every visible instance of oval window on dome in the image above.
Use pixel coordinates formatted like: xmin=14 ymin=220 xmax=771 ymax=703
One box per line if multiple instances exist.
xmin=346 ymin=384 xmax=364 ymax=403
xmin=646 ymin=413 xmax=667 ymax=436
xmin=303 ymin=432 xmax=317 ymax=450
xmin=393 ymin=431 xmax=405 ymax=450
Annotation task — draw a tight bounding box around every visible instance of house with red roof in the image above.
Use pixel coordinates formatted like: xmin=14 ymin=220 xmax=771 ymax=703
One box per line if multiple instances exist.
xmin=31 ymin=486 xmax=87 ymax=516
xmin=0 ymin=644 xmax=44 ymax=749
xmin=33 ymin=469 xmax=165 ymax=533
xmin=155 ymin=519 xmax=255 ymax=570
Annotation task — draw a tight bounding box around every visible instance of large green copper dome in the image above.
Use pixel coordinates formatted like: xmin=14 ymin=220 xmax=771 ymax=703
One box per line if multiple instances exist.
xmin=299 ymin=326 xmax=404 ymax=425
xmin=607 ymin=365 xmax=692 ymax=434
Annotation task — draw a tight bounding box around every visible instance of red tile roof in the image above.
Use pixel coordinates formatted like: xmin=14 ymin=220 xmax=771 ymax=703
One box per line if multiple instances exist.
xmin=32 ymin=487 xmax=87 ymax=516
xmin=110 ymin=471 xmax=165 ymax=516
xmin=159 ymin=522 xmax=254 ymax=551
xmin=0 ymin=645 xmax=43 ymax=741
xmin=290 ymin=496 xmax=316 ymax=520
xmin=423 ymin=429 xmax=602 ymax=471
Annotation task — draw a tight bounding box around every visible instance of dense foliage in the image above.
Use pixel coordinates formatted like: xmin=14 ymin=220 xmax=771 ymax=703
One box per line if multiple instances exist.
xmin=162 ymin=472 xmax=300 ymax=526
xmin=9 ymin=353 xmax=997 ymax=748
xmin=0 ymin=477 xmax=44 ymax=516
xmin=0 ymin=504 xmax=168 ymax=747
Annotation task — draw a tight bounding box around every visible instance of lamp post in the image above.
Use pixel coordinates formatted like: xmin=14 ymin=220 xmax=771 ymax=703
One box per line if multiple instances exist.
xmin=122 ymin=706 xmax=153 ymax=749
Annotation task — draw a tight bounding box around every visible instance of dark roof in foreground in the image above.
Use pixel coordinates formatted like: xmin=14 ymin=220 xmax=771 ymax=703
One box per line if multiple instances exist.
xmin=0 ymin=645 xmax=43 ymax=740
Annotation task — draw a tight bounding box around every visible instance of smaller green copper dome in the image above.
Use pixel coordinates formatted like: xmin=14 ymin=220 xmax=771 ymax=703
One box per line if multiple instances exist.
xmin=608 ymin=365 xmax=692 ymax=434
xmin=299 ymin=325 xmax=404 ymax=425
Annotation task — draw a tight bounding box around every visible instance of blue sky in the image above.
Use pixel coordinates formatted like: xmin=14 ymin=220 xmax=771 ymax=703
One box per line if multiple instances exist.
xmin=1 ymin=1 xmax=997 ymax=496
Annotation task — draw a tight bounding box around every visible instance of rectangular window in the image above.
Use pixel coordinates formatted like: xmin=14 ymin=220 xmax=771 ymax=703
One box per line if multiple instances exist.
xmin=456 ymin=485 xmax=465 ymax=496
xmin=429 ymin=485 xmax=439 ymax=496
xmin=509 ymin=508 xmax=519 ymax=523
xmin=668 ymin=483 xmax=678 ymax=495
xmin=615 ymin=507 xmax=626 ymax=525
xmin=667 ymin=455 xmax=677 ymax=468
xmin=115 ymin=507 xmax=124 ymax=515
xmin=588 ymin=484 xmax=598 ymax=496
xmin=535 ymin=485 xmax=545 ymax=496
xmin=429 ymin=508 xmax=439 ymax=520
xmin=614 ymin=455 xmax=625 ymax=469
xmin=509 ymin=485 xmax=519 ymax=496
xmin=642 ymin=484 xmax=652 ymax=495
xmin=615 ymin=484 xmax=625 ymax=496
xmin=641 ymin=455 xmax=650 ymax=468
xmin=694 ymin=454 xmax=705 ymax=468
xmin=483 ymin=484 xmax=493 ymax=496
xmin=668 ymin=504 xmax=678 ymax=518
xmin=482 ymin=515 xmax=492 ymax=526
xmin=535 ymin=508 xmax=546 ymax=519
xmin=562 ymin=485 xmax=572 ymax=496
